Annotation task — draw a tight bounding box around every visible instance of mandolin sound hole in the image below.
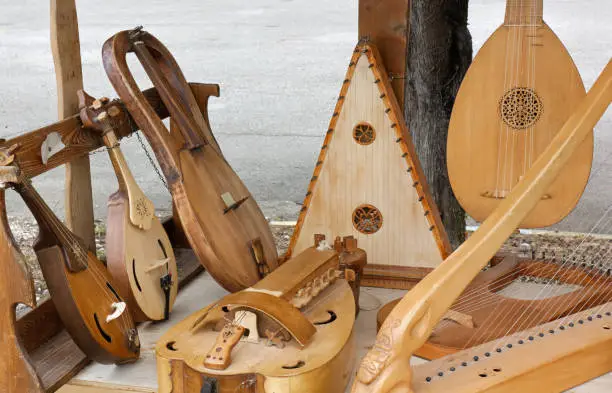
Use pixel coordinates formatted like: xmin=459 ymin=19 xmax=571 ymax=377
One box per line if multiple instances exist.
xmin=166 ymin=341 xmax=177 ymax=351
xmin=106 ymin=282 xmax=122 ymax=301
xmin=314 ymin=311 xmax=337 ymax=325
xmin=499 ymin=87 xmax=543 ymax=129
xmin=352 ymin=204 xmax=383 ymax=235
xmin=94 ymin=313 xmax=112 ymax=343
xmin=132 ymin=259 xmax=142 ymax=292
xmin=282 ymin=360 xmax=305 ymax=370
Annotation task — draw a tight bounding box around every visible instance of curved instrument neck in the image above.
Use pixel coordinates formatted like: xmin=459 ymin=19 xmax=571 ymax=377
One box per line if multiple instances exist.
xmin=15 ymin=178 xmax=88 ymax=271
xmin=103 ymin=131 xmax=134 ymax=192
xmin=504 ymin=0 xmax=543 ymax=26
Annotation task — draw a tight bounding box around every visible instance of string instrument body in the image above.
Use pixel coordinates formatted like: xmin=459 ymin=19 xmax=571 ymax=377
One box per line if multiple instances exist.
xmin=157 ymin=242 xmax=365 ymax=393
xmin=447 ymin=1 xmax=593 ymax=227
xmin=0 ymin=148 xmax=140 ymax=364
xmin=0 ymin=188 xmax=43 ymax=392
xmin=378 ymin=255 xmax=612 ymax=359
xmin=79 ymin=92 xmax=178 ymax=322
xmin=103 ymin=28 xmax=278 ymax=292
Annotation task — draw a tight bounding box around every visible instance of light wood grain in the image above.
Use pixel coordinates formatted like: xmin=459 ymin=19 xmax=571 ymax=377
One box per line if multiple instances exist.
xmin=351 ymin=60 xmax=611 ymax=392
xmin=447 ymin=18 xmax=592 ymax=228
xmin=289 ymin=44 xmax=449 ymax=288
xmin=51 ymin=0 xmax=96 ymax=251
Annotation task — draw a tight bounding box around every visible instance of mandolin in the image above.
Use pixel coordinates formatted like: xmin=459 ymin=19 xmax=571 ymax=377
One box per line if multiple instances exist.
xmin=446 ymin=0 xmax=593 ymax=228
xmin=102 ymin=28 xmax=278 ymax=292
xmin=0 ymin=146 xmax=140 ymax=365
xmin=156 ymin=237 xmax=366 ymax=393
xmin=0 ymin=187 xmax=44 ymax=392
xmin=78 ymin=90 xmax=178 ymax=322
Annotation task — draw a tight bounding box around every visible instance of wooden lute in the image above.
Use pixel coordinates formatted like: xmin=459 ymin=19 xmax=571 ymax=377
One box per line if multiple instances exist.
xmin=0 ymin=188 xmax=44 ymax=392
xmin=0 ymin=146 xmax=140 ymax=364
xmin=102 ymin=28 xmax=278 ymax=292
xmin=78 ymin=91 xmax=178 ymax=322
xmin=156 ymin=238 xmax=366 ymax=393
xmin=446 ymin=0 xmax=593 ymax=227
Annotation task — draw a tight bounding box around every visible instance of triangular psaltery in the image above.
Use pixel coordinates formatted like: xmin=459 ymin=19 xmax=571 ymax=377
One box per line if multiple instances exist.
xmin=288 ymin=43 xmax=451 ymax=288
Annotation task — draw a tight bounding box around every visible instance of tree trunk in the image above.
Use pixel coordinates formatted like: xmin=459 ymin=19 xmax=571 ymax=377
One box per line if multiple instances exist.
xmin=404 ymin=0 xmax=472 ymax=249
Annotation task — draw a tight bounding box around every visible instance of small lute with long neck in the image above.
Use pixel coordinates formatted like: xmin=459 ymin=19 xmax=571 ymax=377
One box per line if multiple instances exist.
xmin=78 ymin=90 xmax=178 ymax=322
xmin=0 ymin=147 xmax=140 ymax=364
xmin=447 ymin=0 xmax=593 ymax=228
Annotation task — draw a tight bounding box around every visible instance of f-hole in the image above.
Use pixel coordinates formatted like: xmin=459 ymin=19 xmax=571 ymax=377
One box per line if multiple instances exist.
xmin=94 ymin=313 xmax=112 ymax=343
xmin=106 ymin=282 xmax=122 ymax=301
xmin=132 ymin=259 xmax=143 ymax=292
xmin=282 ymin=360 xmax=305 ymax=369
xmin=158 ymin=239 xmax=168 ymax=258
xmin=314 ymin=311 xmax=337 ymax=325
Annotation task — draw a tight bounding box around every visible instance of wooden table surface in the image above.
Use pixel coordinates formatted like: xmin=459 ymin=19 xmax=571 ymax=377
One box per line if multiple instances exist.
xmin=56 ymin=272 xmax=611 ymax=393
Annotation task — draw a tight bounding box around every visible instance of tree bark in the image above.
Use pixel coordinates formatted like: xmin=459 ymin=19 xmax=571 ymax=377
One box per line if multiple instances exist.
xmin=404 ymin=0 xmax=472 ymax=249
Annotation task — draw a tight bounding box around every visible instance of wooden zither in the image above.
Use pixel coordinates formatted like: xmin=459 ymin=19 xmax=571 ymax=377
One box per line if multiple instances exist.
xmin=79 ymin=91 xmax=178 ymax=322
xmin=103 ymin=28 xmax=279 ymax=292
xmin=446 ymin=0 xmax=593 ymax=228
xmin=156 ymin=237 xmax=367 ymax=392
xmin=351 ymin=60 xmax=612 ymax=393
xmin=288 ymin=43 xmax=451 ymax=289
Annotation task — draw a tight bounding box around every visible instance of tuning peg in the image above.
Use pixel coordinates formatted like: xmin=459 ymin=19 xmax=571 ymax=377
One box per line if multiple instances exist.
xmin=95 ymin=111 xmax=109 ymax=122
xmin=108 ymin=106 xmax=122 ymax=117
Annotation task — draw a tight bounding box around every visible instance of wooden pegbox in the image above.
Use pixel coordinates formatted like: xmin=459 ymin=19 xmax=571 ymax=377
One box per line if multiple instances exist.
xmin=287 ymin=43 xmax=452 ymax=289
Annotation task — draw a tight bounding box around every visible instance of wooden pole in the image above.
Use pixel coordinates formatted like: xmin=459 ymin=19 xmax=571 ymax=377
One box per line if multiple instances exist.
xmin=358 ymin=0 xmax=409 ymax=107
xmin=50 ymin=0 xmax=96 ymax=251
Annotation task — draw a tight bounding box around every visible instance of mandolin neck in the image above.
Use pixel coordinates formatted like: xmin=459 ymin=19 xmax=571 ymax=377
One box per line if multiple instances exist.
xmin=15 ymin=177 xmax=88 ymax=271
xmin=504 ymin=0 xmax=543 ymax=26
xmin=103 ymin=131 xmax=135 ymax=193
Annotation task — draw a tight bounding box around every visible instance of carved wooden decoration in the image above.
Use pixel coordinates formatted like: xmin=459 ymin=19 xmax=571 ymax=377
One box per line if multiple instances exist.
xmin=0 ymin=189 xmax=44 ymax=392
xmin=288 ymin=44 xmax=451 ymax=288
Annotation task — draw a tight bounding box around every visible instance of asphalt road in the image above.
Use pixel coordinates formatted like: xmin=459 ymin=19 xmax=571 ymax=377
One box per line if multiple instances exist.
xmin=0 ymin=0 xmax=610 ymax=233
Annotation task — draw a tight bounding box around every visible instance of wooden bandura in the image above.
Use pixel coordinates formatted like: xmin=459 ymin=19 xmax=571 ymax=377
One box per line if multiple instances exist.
xmin=78 ymin=91 xmax=178 ymax=322
xmin=0 ymin=188 xmax=44 ymax=392
xmin=0 ymin=147 xmax=141 ymax=365
xmin=156 ymin=242 xmax=364 ymax=393
xmin=102 ymin=28 xmax=278 ymax=292
xmin=288 ymin=43 xmax=450 ymax=289
xmin=446 ymin=0 xmax=593 ymax=228
xmin=351 ymin=60 xmax=611 ymax=392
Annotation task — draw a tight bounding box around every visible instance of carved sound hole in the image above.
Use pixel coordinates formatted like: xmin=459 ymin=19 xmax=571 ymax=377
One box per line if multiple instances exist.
xmin=352 ymin=204 xmax=383 ymax=234
xmin=500 ymin=87 xmax=543 ymax=129
xmin=353 ymin=122 xmax=376 ymax=145
xmin=135 ymin=197 xmax=149 ymax=217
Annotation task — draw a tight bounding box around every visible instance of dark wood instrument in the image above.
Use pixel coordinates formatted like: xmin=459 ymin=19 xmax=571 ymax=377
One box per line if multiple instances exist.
xmin=78 ymin=91 xmax=178 ymax=322
xmin=0 ymin=188 xmax=44 ymax=392
xmin=102 ymin=28 xmax=278 ymax=292
xmin=0 ymin=146 xmax=140 ymax=365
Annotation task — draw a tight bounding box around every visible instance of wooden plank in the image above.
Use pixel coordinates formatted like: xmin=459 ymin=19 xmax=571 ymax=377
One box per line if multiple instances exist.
xmin=51 ymin=0 xmax=96 ymax=251
xmin=358 ymin=0 xmax=409 ymax=107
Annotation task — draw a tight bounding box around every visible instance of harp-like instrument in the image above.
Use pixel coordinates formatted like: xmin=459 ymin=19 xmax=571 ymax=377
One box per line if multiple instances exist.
xmin=351 ymin=60 xmax=612 ymax=392
xmin=446 ymin=0 xmax=593 ymax=228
